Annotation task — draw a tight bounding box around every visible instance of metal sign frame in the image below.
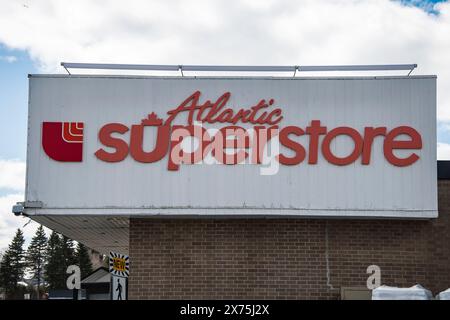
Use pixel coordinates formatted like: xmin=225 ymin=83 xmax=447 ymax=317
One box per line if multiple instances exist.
xmin=61 ymin=62 xmax=417 ymax=76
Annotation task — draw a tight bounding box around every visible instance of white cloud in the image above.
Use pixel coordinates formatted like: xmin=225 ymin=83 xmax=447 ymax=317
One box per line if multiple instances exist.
xmin=0 ymin=193 xmax=42 ymax=252
xmin=0 ymin=55 xmax=17 ymax=63
xmin=0 ymin=0 xmax=448 ymax=123
xmin=0 ymin=159 xmax=26 ymax=192
xmin=438 ymin=142 xmax=450 ymax=159
xmin=0 ymin=159 xmax=35 ymax=252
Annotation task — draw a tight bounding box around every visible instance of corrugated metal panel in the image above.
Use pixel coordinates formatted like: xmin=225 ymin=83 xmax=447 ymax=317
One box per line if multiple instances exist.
xmin=31 ymin=215 xmax=129 ymax=254
xmin=25 ymin=75 xmax=437 ymax=218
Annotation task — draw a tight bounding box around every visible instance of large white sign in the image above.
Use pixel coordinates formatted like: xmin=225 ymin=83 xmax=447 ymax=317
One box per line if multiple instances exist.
xmin=25 ymin=75 xmax=437 ymax=218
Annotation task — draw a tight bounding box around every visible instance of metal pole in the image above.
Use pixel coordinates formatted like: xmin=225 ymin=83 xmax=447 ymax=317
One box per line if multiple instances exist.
xmin=297 ymin=64 xmax=417 ymax=72
xmin=60 ymin=62 xmax=418 ymax=75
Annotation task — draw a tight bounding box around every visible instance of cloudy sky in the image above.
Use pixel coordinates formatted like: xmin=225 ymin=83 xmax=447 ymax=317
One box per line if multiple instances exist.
xmin=0 ymin=0 xmax=449 ymax=250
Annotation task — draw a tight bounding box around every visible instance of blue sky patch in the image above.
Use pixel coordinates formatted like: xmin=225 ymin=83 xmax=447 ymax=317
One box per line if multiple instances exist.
xmin=398 ymin=0 xmax=447 ymax=14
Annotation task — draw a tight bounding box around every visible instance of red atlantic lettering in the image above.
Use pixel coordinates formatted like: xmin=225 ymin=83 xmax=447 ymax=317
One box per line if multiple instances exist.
xmin=165 ymin=91 xmax=283 ymax=126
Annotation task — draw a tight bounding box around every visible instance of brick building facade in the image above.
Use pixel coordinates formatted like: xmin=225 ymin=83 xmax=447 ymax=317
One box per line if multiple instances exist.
xmin=129 ymin=164 xmax=450 ymax=300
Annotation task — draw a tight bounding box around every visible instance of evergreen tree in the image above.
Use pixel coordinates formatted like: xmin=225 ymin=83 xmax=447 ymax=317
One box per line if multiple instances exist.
xmin=61 ymin=236 xmax=77 ymax=267
xmin=0 ymin=229 xmax=26 ymax=298
xmin=45 ymin=231 xmax=65 ymax=289
xmin=26 ymin=225 xmax=48 ymax=296
xmin=45 ymin=233 xmax=78 ymax=289
xmin=0 ymin=251 xmax=13 ymax=295
xmin=76 ymin=243 xmax=93 ymax=278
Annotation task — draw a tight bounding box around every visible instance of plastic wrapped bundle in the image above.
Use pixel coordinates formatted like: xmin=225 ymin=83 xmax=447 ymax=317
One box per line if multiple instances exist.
xmin=372 ymin=285 xmax=433 ymax=300
xmin=436 ymin=288 xmax=450 ymax=300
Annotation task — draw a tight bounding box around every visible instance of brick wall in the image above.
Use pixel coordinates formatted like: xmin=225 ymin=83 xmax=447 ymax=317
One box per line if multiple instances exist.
xmin=129 ymin=180 xmax=450 ymax=299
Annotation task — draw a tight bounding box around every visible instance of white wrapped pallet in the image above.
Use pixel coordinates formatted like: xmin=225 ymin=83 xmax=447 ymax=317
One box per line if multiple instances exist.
xmin=372 ymin=285 xmax=433 ymax=300
xmin=436 ymin=288 xmax=450 ymax=300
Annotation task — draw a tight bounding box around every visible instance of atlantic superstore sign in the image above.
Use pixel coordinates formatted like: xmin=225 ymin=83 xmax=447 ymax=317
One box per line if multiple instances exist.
xmin=27 ymin=76 xmax=437 ymax=218
xmin=42 ymin=90 xmax=422 ymax=169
